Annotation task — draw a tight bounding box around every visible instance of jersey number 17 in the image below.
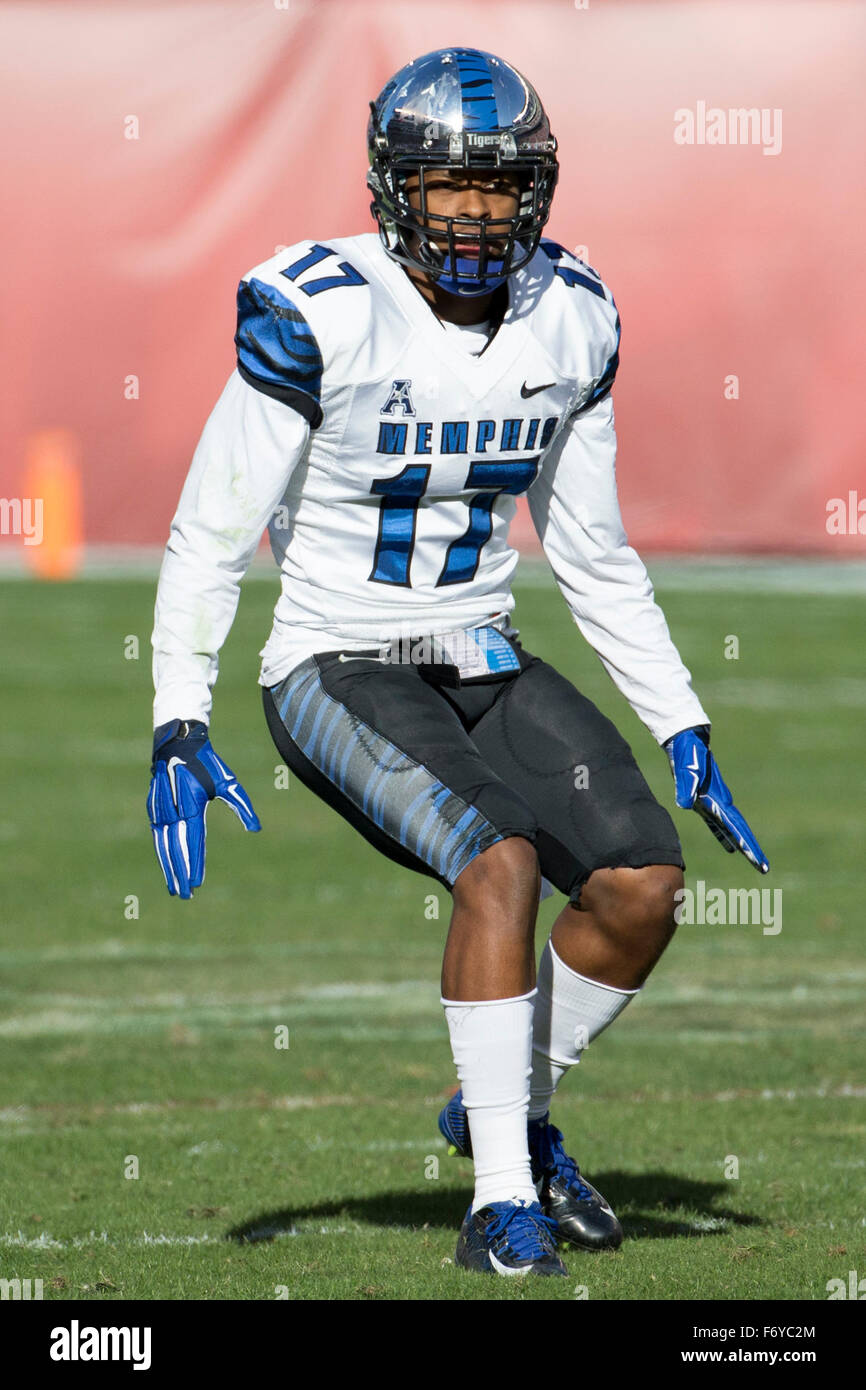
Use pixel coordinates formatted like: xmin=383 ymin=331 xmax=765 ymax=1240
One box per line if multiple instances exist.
xmin=369 ymin=455 xmax=540 ymax=588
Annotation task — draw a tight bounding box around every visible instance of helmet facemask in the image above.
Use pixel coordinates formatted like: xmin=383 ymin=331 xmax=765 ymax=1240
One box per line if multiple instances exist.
xmin=369 ymin=150 xmax=557 ymax=297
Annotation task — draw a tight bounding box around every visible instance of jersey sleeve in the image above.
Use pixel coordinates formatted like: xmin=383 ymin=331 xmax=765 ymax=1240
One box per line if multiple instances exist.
xmin=574 ymin=298 xmax=620 ymax=415
xmin=235 ymin=274 xmax=324 ymax=428
xmin=537 ymin=240 xmax=621 ymax=417
xmin=152 ymin=369 xmax=310 ymax=728
xmin=527 ymin=394 xmax=710 ymax=745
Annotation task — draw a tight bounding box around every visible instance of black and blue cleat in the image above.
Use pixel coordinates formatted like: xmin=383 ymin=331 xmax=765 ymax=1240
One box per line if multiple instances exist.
xmin=455 ymin=1198 xmax=567 ymax=1277
xmin=439 ymin=1088 xmax=623 ymax=1252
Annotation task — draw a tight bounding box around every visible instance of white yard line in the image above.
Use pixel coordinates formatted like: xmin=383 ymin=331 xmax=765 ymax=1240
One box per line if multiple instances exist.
xmin=0 ymin=979 xmax=441 ymax=1037
xmin=0 ymin=1083 xmax=863 ymax=1132
xmin=697 ymin=676 xmax=866 ymax=709
xmin=1 ymin=550 xmax=864 ymax=592
xmin=520 ymin=556 xmax=866 ymax=595
xmin=1 ymin=981 xmax=860 ymax=1038
xmin=0 ymin=941 xmax=437 ymax=966
xmin=0 ymin=1225 xmax=390 ymax=1249
xmin=0 ymin=1231 xmax=221 ymax=1249
xmin=0 ymin=1094 xmax=373 ymax=1124
xmin=0 ymin=1228 xmax=400 ymax=1251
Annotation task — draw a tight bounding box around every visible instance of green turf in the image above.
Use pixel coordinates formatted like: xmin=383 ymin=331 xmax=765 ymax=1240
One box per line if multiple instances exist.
xmin=0 ymin=569 xmax=863 ymax=1300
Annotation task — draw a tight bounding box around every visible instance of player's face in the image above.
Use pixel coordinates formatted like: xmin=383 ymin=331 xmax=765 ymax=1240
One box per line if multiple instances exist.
xmin=404 ymin=168 xmax=521 ymax=259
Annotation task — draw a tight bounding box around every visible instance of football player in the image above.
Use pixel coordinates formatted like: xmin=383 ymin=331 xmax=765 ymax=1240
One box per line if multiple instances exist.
xmin=148 ymin=48 xmax=768 ymax=1278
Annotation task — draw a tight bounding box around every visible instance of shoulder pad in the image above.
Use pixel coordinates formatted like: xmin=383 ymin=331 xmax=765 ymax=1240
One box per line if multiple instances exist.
xmin=235 ymin=270 xmax=323 ymax=427
xmin=536 ymin=239 xmax=620 ymax=413
xmin=538 ymin=240 xmax=613 ymax=304
xmin=235 ymin=237 xmax=374 ymax=429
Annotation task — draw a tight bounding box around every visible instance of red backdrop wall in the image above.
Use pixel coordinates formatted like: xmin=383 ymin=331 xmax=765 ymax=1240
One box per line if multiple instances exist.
xmin=2 ymin=0 xmax=864 ymax=555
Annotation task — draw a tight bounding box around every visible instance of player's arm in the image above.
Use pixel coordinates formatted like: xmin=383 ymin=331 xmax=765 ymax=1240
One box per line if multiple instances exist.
xmin=152 ymin=371 xmax=309 ymax=729
xmin=149 ymin=269 xmax=323 ymax=899
xmin=150 ymin=367 xmax=311 ymax=897
xmin=527 ymin=395 xmax=705 ymax=742
xmin=527 ymin=396 xmax=768 ymax=873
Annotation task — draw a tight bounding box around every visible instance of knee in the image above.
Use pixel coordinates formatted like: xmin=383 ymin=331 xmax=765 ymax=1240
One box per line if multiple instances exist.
xmin=580 ymin=864 xmax=684 ymax=947
xmin=453 ymin=835 xmax=540 ymax=912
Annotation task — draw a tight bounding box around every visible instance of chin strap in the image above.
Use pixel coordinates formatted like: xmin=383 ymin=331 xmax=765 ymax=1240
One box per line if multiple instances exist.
xmin=412 ymin=227 xmax=507 ymax=298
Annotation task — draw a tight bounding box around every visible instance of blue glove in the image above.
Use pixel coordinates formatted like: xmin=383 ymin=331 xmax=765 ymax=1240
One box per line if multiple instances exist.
xmin=147 ymin=719 xmax=261 ymax=898
xmin=664 ymin=726 xmax=769 ymax=875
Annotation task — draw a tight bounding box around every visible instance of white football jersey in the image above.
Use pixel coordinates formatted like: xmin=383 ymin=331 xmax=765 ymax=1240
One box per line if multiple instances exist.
xmin=152 ymin=232 xmax=709 ymax=744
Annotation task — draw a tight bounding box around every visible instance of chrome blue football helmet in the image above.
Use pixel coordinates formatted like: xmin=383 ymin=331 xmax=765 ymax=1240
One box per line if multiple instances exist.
xmin=367 ymin=48 xmax=559 ymax=298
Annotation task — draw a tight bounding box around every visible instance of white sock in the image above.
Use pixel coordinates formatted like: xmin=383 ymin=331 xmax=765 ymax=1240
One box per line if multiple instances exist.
xmin=528 ymin=939 xmax=640 ymax=1121
xmin=442 ymin=990 xmax=539 ymax=1213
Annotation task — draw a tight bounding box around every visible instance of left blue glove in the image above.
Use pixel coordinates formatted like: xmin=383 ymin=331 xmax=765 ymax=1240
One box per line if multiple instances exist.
xmin=664 ymin=725 xmax=769 ymax=875
xmin=147 ymin=719 xmax=261 ymax=899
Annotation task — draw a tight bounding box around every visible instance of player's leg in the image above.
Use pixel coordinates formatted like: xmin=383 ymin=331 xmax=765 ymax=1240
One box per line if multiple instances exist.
xmin=441 ymin=833 xmax=539 ymax=1001
xmin=442 ymin=835 xmax=563 ymax=1272
xmin=530 ymin=861 xmax=683 ymax=1107
xmin=263 ymin=652 xmax=564 ymax=1273
xmin=551 ymin=863 xmax=682 ymax=988
xmin=463 ymin=648 xmax=683 ymax=1058
xmin=528 ymin=862 xmax=682 ymax=1120
xmin=442 ymin=834 xmax=539 ymax=1208
xmin=460 ymin=645 xmax=684 ymax=1247
xmin=524 ymin=868 xmax=681 ymax=1252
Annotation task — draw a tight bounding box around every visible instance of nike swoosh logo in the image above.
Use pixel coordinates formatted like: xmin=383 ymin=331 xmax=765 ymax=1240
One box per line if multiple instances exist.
xmin=489 ymin=1249 xmax=533 ymax=1277
xmin=520 ymin=381 xmax=556 ymax=398
xmin=167 ymin=756 xmax=184 ymax=807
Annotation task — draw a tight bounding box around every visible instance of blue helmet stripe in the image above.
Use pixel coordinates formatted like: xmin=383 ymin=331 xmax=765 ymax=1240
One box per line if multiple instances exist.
xmin=454 ymin=49 xmax=499 ymax=131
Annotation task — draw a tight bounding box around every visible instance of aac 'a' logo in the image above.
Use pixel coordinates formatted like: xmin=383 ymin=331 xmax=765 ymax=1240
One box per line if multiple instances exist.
xmin=380 ymin=380 xmax=416 ymax=417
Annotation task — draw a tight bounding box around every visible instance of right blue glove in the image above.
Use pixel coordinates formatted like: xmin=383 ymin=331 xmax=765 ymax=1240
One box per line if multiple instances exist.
xmin=664 ymin=725 xmax=769 ymax=875
xmin=147 ymin=719 xmax=261 ymax=898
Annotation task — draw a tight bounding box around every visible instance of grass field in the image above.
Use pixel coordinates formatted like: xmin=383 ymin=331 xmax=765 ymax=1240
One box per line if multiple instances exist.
xmin=0 ymin=565 xmax=863 ymax=1301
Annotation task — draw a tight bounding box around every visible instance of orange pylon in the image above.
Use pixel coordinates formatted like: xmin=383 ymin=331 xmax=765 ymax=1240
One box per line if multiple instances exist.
xmin=23 ymin=429 xmax=83 ymax=579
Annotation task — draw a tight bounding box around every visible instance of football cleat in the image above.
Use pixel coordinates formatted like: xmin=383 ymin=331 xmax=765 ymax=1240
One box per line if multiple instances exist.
xmin=529 ymin=1114 xmax=623 ymax=1252
xmin=455 ymin=1199 xmax=567 ymax=1277
xmin=438 ymin=1086 xmax=472 ymax=1157
xmin=438 ymin=1089 xmax=623 ymax=1251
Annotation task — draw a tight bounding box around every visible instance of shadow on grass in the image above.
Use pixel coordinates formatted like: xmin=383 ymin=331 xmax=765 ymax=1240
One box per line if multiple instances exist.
xmin=227 ymin=1172 xmax=762 ymax=1244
